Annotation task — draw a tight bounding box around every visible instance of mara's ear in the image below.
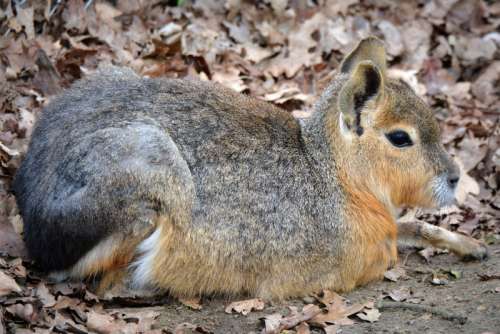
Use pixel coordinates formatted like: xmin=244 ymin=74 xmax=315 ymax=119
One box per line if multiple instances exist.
xmin=340 ymin=37 xmax=387 ymax=76
xmin=337 ymin=60 xmax=384 ymax=136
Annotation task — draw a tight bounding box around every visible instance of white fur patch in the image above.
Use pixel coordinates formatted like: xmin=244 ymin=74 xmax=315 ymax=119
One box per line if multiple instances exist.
xmin=131 ymin=227 xmax=162 ymax=288
xmin=339 ymin=113 xmax=354 ymax=141
xmin=431 ymin=174 xmax=455 ymax=207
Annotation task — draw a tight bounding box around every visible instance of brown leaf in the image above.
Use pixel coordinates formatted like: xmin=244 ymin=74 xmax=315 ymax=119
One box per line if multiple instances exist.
xmin=384 ymin=267 xmax=407 ymax=282
xmin=388 ymin=287 xmax=411 ymax=302
xmin=53 ymin=296 xmax=81 ymax=310
xmin=261 ymin=304 xmax=322 ymax=334
xmin=356 ymin=308 xmax=380 ymax=323
xmin=0 ymin=270 xmax=21 ymax=296
xmin=15 ymin=6 xmax=35 ymax=40
xmin=179 ymin=297 xmax=202 ymax=310
xmin=418 ymin=247 xmax=436 ymax=262
xmin=0 ymin=218 xmax=26 ymax=258
xmin=309 ymin=291 xmax=364 ymax=327
xmin=86 ymin=310 xmax=136 ymax=334
xmin=225 ymin=298 xmax=265 ymax=315
xmin=261 ymin=313 xmax=283 ymax=334
xmin=455 ymin=159 xmax=480 ymax=204
xmin=324 ymin=325 xmax=339 ymax=334
xmin=35 ymin=282 xmax=56 ymax=307
xmin=378 ymin=20 xmax=404 ymax=57
xmin=296 ymin=321 xmax=311 ymax=334
xmin=6 ymin=303 xmax=39 ymax=323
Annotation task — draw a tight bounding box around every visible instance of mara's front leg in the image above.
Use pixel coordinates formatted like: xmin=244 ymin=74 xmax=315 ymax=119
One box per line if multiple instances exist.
xmin=397 ymin=221 xmax=489 ymax=260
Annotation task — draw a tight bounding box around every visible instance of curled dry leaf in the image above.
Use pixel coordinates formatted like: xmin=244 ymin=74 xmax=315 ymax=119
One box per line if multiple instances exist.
xmin=384 ymin=267 xmax=407 ymax=282
xmin=455 ymin=165 xmax=480 ymax=205
xmin=86 ymin=310 xmax=138 ymax=334
xmin=261 ymin=304 xmax=322 ymax=334
xmin=0 ymin=270 xmax=21 ymax=296
xmin=35 ymin=282 xmax=56 ymax=308
xmin=388 ymin=287 xmax=411 ymax=302
xmin=356 ymin=308 xmax=381 ymax=323
xmin=261 ymin=313 xmax=284 ymax=334
xmin=296 ymin=321 xmax=311 ymax=334
xmin=309 ymin=291 xmax=364 ymax=327
xmin=418 ymin=247 xmax=436 ymax=262
xmin=6 ymin=303 xmax=38 ymax=323
xmin=225 ymin=298 xmax=265 ymax=315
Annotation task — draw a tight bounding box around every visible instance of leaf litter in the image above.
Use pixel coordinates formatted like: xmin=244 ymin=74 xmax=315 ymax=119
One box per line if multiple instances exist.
xmin=0 ymin=0 xmax=498 ymax=333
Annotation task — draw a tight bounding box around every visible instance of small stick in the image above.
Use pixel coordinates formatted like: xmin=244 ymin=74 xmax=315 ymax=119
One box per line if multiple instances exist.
xmin=376 ymin=300 xmax=467 ymax=324
xmin=279 ymin=305 xmax=323 ymax=331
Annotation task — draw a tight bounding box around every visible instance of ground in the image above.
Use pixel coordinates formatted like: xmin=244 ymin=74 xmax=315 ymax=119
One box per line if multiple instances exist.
xmin=0 ymin=0 xmax=499 ymax=333
xmin=150 ymin=246 xmax=500 ymax=334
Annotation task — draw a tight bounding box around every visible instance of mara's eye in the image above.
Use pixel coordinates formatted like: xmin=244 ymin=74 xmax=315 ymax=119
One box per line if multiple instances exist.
xmin=385 ymin=130 xmax=413 ymax=148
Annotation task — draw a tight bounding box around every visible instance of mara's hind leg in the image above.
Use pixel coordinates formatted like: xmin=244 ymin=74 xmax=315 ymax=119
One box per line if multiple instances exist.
xmin=47 ymin=123 xmax=196 ymax=295
xmin=397 ymin=221 xmax=488 ymax=260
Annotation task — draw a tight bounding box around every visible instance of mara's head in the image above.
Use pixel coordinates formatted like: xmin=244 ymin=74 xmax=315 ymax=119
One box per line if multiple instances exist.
xmin=324 ymin=37 xmax=459 ymax=210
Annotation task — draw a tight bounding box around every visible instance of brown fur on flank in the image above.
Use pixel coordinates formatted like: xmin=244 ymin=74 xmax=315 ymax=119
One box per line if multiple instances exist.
xmin=13 ymin=37 xmax=488 ymax=299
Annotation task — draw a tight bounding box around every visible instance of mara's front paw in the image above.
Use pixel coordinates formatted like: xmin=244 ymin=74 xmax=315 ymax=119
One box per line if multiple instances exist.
xmin=459 ymin=238 xmax=489 ymax=261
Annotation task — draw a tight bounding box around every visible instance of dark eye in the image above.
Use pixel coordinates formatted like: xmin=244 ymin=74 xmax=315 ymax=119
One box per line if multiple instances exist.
xmin=385 ymin=130 xmax=413 ymax=148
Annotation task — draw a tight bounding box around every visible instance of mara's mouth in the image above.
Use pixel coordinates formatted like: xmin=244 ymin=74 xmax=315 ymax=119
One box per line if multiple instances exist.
xmin=431 ymin=174 xmax=456 ymax=208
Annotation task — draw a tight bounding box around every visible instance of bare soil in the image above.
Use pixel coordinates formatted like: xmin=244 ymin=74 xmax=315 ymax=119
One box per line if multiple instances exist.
xmin=155 ymin=244 xmax=500 ymax=334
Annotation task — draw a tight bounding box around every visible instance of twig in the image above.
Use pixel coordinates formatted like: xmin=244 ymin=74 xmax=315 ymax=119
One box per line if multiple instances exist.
xmin=279 ymin=305 xmax=323 ymax=331
xmin=375 ymin=300 xmax=467 ymax=324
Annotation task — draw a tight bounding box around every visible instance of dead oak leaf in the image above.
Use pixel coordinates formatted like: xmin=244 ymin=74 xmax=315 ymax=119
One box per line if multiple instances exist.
xmin=309 ymin=291 xmax=364 ymax=327
xmin=261 ymin=304 xmax=322 ymax=334
xmin=387 ymin=287 xmax=411 ymax=302
xmin=225 ymin=298 xmax=265 ymax=315
xmin=0 ymin=269 xmax=21 ymax=296
xmin=35 ymin=282 xmax=56 ymax=307
xmin=454 ymin=158 xmax=480 ymax=205
xmin=86 ymin=310 xmax=137 ymax=334
xmin=6 ymin=303 xmax=39 ymax=323
xmin=265 ymin=12 xmax=325 ymax=78
xmin=357 ymin=308 xmax=381 ymax=323
xmin=261 ymin=313 xmax=283 ymax=334
xmin=296 ymin=321 xmax=311 ymax=334
xmin=384 ymin=267 xmax=407 ymax=282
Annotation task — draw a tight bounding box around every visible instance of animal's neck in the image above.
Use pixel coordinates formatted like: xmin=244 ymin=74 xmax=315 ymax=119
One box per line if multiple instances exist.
xmin=301 ymin=99 xmax=397 ymax=220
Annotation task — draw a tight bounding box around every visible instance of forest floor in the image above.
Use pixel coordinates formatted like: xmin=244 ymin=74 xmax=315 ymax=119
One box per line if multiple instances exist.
xmin=1 ymin=1 xmax=499 ymax=333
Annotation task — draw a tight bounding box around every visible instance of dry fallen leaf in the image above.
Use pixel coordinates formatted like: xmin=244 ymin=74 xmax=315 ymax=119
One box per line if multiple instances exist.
xmin=388 ymin=287 xmax=411 ymax=302
xmin=225 ymin=298 xmax=265 ymax=315
xmin=384 ymin=267 xmax=407 ymax=282
xmin=35 ymin=282 xmax=56 ymax=307
xmin=86 ymin=310 xmax=136 ymax=334
xmin=309 ymin=291 xmax=364 ymax=327
xmin=6 ymin=303 xmax=38 ymax=323
xmin=356 ymin=308 xmax=381 ymax=323
xmin=0 ymin=270 xmax=21 ymax=296
xmin=261 ymin=304 xmax=322 ymax=334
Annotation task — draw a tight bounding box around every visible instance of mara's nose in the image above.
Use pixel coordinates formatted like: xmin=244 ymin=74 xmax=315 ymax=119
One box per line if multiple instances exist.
xmin=447 ymin=173 xmax=460 ymax=189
